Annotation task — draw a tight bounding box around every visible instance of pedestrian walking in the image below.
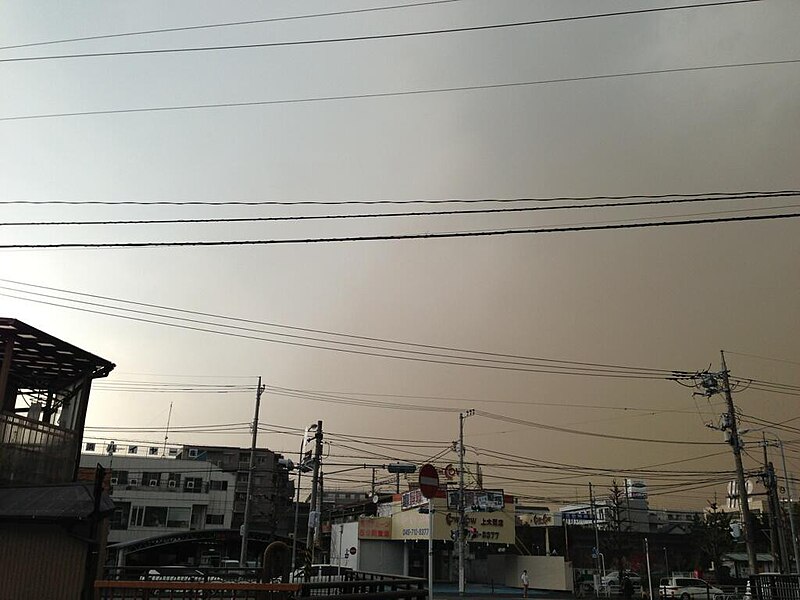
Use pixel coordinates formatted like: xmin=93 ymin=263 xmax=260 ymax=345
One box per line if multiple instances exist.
xmin=521 ymin=569 xmax=530 ymax=598
xmin=622 ymin=575 xmax=634 ymax=600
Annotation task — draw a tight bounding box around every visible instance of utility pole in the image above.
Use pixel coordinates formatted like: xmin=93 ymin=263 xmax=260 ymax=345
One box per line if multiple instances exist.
xmin=458 ymin=409 xmax=474 ymax=596
xmin=763 ymin=434 xmax=781 ymax=571
xmin=589 ymin=482 xmax=601 ymax=573
xmin=720 ymin=351 xmax=758 ymax=575
xmin=775 ymin=438 xmax=800 ymax=574
xmin=763 ymin=437 xmax=791 ymax=573
xmin=240 ymin=377 xmax=264 ymax=567
xmin=305 ymin=420 xmax=323 ymax=568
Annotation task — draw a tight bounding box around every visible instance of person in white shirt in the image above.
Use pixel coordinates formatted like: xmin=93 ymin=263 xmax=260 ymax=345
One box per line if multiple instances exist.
xmin=521 ymin=570 xmax=530 ymax=597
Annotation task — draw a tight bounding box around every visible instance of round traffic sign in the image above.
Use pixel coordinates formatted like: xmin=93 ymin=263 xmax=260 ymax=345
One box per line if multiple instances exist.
xmin=419 ymin=463 xmax=440 ymax=499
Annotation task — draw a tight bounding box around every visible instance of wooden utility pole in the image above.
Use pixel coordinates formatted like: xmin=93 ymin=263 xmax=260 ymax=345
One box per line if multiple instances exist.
xmin=240 ymin=377 xmax=264 ymax=567
xmin=720 ymin=351 xmax=758 ymax=574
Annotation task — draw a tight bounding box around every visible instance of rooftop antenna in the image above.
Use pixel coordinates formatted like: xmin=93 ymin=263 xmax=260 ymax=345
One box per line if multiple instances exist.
xmin=163 ymin=401 xmax=173 ymax=457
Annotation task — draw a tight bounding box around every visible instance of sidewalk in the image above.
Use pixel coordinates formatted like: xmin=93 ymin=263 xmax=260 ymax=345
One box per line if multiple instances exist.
xmin=433 ymin=582 xmax=573 ymax=600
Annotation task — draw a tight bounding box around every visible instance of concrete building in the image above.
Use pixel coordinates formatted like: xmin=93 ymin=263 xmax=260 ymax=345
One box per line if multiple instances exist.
xmin=328 ymin=489 xmax=536 ymax=585
xmin=79 ymin=452 xmax=237 ymax=544
xmin=176 ymin=444 xmax=294 ymax=537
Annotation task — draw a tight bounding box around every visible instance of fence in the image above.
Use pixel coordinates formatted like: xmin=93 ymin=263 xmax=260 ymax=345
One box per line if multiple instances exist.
xmin=95 ymin=567 xmax=427 ymax=600
xmin=749 ymin=574 xmax=800 ymax=600
xmin=0 ymin=411 xmax=77 ymax=484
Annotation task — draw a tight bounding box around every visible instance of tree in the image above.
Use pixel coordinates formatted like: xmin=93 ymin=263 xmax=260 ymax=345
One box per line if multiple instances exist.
xmin=606 ymin=480 xmax=633 ymax=575
xmin=690 ymin=503 xmax=735 ymax=576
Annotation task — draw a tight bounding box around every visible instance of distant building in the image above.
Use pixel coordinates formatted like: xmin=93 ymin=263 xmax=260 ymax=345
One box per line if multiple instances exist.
xmin=558 ymin=480 xmax=702 ymax=534
xmin=176 ymin=444 xmax=294 ymax=537
xmin=0 ymin=318 xmax=115 ymax=600
xmin=79 ymin=453 xmax=237 ymax=544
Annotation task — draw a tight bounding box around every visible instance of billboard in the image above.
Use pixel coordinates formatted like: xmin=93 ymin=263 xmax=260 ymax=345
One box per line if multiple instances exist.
xmin=447 ymin=489 xmax=504 ymax=512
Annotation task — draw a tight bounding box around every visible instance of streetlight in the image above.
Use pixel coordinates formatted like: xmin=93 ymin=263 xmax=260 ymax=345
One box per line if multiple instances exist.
xmin=290 ymin=424 xmax=319 ymax=570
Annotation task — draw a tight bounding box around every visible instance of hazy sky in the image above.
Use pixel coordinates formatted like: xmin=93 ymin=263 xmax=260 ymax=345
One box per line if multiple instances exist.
xmin=1 ymin=0 xmax=798 ymax=509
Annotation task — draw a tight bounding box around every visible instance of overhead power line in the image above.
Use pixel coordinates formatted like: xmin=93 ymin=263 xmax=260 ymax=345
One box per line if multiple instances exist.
xmin=1 ymin=211 xmax=797 ymax=248
xmin=475 ymin=410 xmax=720 ymax=445
xmin=4 ymin=190 xmax=796 ymax=207
xmin=2 ymin=57 xmax=796 ymax=122
xmin=1 ymin=192 xmax=796 ymax=227
xmin=0 ymin=286 xmax=677 ymax=379
xmin=0 ymin=1 xmax=463 ymax=51
xmin=0 ymin=277 xmax=683 ymax=378
xmin=724 ymin=350 xmax=800 ymax=367
xmin=0 ymin=1 xmax=760 ymax=64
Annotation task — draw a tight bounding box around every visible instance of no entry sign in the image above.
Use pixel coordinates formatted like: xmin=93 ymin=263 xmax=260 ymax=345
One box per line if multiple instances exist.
xmin=419 ymin=463 xmax=440 ymax=499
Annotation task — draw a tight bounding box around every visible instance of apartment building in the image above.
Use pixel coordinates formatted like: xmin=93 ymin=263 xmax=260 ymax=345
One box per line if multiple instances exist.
xmin=80 ymin=452 xmax=237 ymax=543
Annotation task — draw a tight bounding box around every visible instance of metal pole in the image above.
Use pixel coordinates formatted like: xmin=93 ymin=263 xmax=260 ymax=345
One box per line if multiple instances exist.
xmin=776 ymin=437 xmax=800 ymax=573
xmin=458 ymin=411 xmax=466 ymax=595
xmin=429 ymin=497 xmax=434 ymax=600
xmin=720 ymin=351 xmax=758 ymax=574
xmin=590 ymin=482 xmax=601 ymax=573
xmin=663 ymin=547 xmax=669 ymax=577
xmin=240 ymin=377 xmax=264 ymax=567
xmin=763 ymin=434 xmax=780 ymax=572
xmin=645 ymin=538 xmax=653 ymax=600
xmin=162 ymin=401 xmax=173 ymax=457
xmin=290 ymin=432 xmax=307 ymax=570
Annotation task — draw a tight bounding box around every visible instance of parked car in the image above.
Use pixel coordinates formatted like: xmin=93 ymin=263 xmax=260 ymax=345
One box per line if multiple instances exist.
xmin=599 ymin=571 xmax=643 ymax=597
xmin=139 ymin=567 xmax=222 ymax=597
xmin=290 ymin=564 xmax=354 ymax=583
xmin=603 ymin=571 xmax=642 ymax=586
xmin=659 ymin=577 xmax=722 ymax=600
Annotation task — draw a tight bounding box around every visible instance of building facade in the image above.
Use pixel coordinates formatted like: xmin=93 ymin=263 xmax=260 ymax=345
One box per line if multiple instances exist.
xmin=79 ymin=453 xmax=237 ymax=543
xmin=176 ymin=444 xmax=294 ymax=537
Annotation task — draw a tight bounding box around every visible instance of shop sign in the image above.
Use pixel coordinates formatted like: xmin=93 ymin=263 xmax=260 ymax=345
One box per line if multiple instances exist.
xmin=358 ymin=517 xmax=392 ymax=540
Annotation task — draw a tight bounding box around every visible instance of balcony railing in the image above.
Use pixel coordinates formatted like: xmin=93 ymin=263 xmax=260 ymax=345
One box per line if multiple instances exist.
xmin=0 ymin=411 xmax=77 ymax=485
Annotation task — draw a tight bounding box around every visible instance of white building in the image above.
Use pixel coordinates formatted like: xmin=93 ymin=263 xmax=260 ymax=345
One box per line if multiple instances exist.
xmin=80 ymin=453 xmax=237 ymax=543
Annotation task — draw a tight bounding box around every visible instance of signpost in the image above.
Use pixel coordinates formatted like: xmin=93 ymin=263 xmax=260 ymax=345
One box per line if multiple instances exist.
xmin=419 ymin=464 xmax=439 ymax=600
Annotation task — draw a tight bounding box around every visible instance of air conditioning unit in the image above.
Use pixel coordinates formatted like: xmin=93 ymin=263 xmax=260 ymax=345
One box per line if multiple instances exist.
xmin=149 ymin=479 xmax=158 ymax=487
xmin=186 ymin=480 xmax=195 ymax=489
xmin=168 ymin=480 xmax=177 ymax=488
xmin=129 ymin=478 xmax=139 ymax=486
xmin=110 ymin=477 xmax=118 ymax=485
xmin=188 ymin=449 xmax=199 ymax=458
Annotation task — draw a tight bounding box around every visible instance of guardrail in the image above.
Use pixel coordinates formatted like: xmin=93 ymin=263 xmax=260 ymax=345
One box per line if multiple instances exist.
xmin=94 ymin=580 xmax=300 ymax=599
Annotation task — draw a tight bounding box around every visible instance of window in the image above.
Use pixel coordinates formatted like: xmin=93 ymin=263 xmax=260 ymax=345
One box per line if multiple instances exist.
xmin=114 ymin=470 xmax=129 ymax=485
xmin=210 ymin=480 xmax=228 ymax=491
xmin=206 ymin=514 xmax=225 ymax=525
xmin=237 ymin=472 xmax=249 ymax=483
xmin=168 ymin=473 xmax=181 ymax=488
xmin=188 ymin=448 xmax=199 ymax=458
xmin=130 ymin=505 xmax=145 ymax=527
xmin=143 ymin=506 xmax=168 ymax=527
xmin=111 ymin=502 xmax=131 ymax=530
xmin=167 ymin=507 xmax=191 ymax=528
